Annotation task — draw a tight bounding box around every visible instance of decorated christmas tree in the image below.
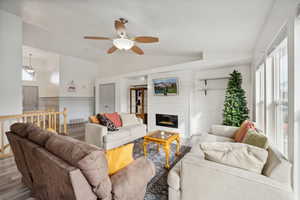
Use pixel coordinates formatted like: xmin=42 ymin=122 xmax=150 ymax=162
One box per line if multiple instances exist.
xmin=223 ymin=70 xmax=249 ymax=126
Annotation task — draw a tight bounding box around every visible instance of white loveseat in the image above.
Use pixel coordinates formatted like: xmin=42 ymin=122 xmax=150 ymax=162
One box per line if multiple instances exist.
xmin=85 ymin=114 xmax=146 ymax=150
xmin=168 ymin=125 xmax=293 ymax=200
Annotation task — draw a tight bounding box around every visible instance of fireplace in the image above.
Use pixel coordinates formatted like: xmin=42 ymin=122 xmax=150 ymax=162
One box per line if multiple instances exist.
xmin=156 ymin=114 xmax=178 ymax=128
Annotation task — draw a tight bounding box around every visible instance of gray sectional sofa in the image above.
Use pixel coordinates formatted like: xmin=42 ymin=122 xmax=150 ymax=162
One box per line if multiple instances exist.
xmin=7 ymin=123 xmax=155 ymax=200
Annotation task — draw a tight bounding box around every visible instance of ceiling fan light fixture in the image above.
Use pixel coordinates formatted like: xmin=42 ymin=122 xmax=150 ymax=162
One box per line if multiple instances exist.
xmin=113 ymin=38 xmax=134 ymax=50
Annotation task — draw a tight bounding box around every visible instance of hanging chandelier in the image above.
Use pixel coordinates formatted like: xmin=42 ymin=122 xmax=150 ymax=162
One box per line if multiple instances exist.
xmin=23 ymin=53 xmax=35 ymax=74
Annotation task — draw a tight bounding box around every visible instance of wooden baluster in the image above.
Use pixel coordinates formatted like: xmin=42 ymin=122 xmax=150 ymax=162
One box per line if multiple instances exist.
xmin=31 ymin=115 xmax=34 ymax=124
xmin=43 ymin=114 xmax=46 ymax=129
xmin=59 ymin=115 xmax=62 ymax=134
xmin=37 ymin=114 xmax=41 ymax=127
xmin=51 ymin=112 xmax=54 ymax=129
xmin=54 ymin=113 xmax=57 ymax=132
xmin=48 ymin=113 xmax=51 ymax=129
xmin=1 ymin=121 xmax=4 ymax=154
xmin=63 ymin=108 xmax=67 ymax=135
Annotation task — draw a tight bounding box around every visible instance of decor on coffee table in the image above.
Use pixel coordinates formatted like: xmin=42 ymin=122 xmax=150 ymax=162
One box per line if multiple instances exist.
xmin=143 ymin=130 xmax=180 ymax=168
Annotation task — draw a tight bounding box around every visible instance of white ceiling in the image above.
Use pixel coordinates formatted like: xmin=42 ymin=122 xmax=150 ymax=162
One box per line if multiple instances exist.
xmin=1 ymin=0 xmax=274 ymax=63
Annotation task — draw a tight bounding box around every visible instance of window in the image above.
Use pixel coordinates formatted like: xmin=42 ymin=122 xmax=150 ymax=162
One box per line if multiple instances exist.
xmin=273 ymin=38 xmax=288 ymax=155
xmin=22 ymin=68 xmax=36 ymax=81
xmin=256 ymin=38 xmax=289 ymax=157
xmin=255 ymin=64 xmax=265 ymax=131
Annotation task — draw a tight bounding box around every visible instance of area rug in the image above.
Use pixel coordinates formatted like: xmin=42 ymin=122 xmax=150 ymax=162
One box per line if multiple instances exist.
xmin=133 ymin=139 xmax=191 ymax=200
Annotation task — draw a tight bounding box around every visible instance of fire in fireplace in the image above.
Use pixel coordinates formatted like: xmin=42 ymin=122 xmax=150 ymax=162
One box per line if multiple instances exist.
xmin=156 ymin=114 xmax=178 ymax=128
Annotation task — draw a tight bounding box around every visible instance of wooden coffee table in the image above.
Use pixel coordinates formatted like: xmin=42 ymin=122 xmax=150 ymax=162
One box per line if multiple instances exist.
xmin=143 ymin=130 xmax=180 ymax=169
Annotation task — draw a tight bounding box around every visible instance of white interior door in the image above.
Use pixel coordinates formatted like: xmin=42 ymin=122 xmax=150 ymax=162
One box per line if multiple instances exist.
xmin=22 ymin=86 xmax=39 ymax=112
xmin=99 ymin=83 xmax=115 ymax=113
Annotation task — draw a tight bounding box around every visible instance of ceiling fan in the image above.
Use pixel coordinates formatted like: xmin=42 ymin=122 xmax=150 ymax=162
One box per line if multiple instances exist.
xmin=84 ymin=18 xmax=159 ymax=55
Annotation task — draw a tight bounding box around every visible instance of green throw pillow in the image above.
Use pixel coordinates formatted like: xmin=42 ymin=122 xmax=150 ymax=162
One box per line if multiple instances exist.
xmin=242 ymin=129 xmax=268 ymax=149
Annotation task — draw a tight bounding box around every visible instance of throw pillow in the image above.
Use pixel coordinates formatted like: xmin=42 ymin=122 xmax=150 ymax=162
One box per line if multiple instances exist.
xmin=89 ymin=116 xmax=100 ymax=124
xmin=97 ymin=114 xmax=118 ymax=131
xmin=105 ymin=143 xmax=134 ymax=175
xmin=234 ymin=120 xmax=254 ymax=142
xmin=120 ymin=113 xmax=140 ymax=127
xmin=200 ymin=142 xmax=268 ymax=174
xmin=242 ymin=128 xmax=268 ymax=149
xmin=104 ymin=112 xmax=122 ymax=127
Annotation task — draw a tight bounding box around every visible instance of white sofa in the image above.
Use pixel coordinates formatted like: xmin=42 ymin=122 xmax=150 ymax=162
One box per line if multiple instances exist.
xmin=168 ymin=125 xmax=293 ymax=200
xmin=85 ymin=115 xmax=146 ymax=150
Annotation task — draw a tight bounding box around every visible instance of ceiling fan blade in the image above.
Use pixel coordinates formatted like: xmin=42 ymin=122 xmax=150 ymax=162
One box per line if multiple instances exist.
xmin=133 ymin=36 xmax=159 ymax=43
xmin=107 ymin=46 xmax=118 ymax=54
xmin=84 ymin=36 xmax=111 ymax=40
xmin=131 ymin=45 xmax=144 ymax=55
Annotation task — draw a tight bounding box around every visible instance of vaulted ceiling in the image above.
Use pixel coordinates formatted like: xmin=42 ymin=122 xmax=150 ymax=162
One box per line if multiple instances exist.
xmin=1 ymin=0 xmax=274 ymax=66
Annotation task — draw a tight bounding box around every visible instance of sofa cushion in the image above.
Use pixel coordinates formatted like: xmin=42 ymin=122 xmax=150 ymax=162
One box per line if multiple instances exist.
xmin=27 ymin=126 xmax=54 ymax=146
xmin=104 ymin=112 xmax=122 ymax=128
xmin=98 ymin=114 xmax=118 ymax=131
xmin=10 ymin=123 xmax=35 ymax=137
xmin=263 ymin=146 xmax=292 ymax=184
xmin=242 ymin=128 xmax=268 ymax=149
xmin=202 ymin=134 xmax=235 ymax=143
xmin=110 ymin=158 xmax=155 ymax=200
xmin=89 ymin=116 xmax=100 ymax=124
xmin=77 ymin=151 xmax=112 ymax=200
xmin=45 ymin=134 xmax=112 ymax=200
xmin=120 ymin=113 xmax=140 ymax=127
xmin=200 ymin=142 xmax=268 ymax=174
xmin=234 ymin=120 xmax=254 ymax=142
xmin=210 ymin=125 xmax=239 ymax=138
xmin=123 ymin=124 xmax=146 ymax=138
xmin=105 ymin=143 xmax=134 ymax=175
xmin=105 ymin=128 xmax=131 ymax=142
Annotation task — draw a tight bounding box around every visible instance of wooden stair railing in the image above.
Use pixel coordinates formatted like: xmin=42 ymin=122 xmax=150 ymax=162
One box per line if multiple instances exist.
xmin=0 ymin=108 xmax=68 ymax=159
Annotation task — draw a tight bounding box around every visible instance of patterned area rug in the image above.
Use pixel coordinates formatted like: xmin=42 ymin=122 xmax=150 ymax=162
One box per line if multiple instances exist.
xmin=133 ymin=139 xmax=191 ymax=200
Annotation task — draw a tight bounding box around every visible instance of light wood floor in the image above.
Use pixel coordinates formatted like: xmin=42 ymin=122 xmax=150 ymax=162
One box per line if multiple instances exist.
xmin=0 ymin=124 xmax=85 ymax=200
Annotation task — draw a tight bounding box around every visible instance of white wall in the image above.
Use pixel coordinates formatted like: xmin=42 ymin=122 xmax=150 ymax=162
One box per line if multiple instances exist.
xmin=96 ymin=58 xmax=252 ymax=138
xmin=59 ymin=55 xmax=98 ymax=97
xmin=148 ymin=71 xmax=193 ymax=138
xmin=22 ymin=55 xmax=60 ymax=97
xmin=59 ymin=55 xmax=99 ymax=123
xmin=191 ymin=65 xmax=251 ymax=135
xmin=0 ymin=9 xmax=22 ymax=115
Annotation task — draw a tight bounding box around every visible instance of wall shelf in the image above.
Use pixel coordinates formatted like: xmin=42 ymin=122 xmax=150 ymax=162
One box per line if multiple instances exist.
xmin=198 ymin=77 xmax=229 ymax=96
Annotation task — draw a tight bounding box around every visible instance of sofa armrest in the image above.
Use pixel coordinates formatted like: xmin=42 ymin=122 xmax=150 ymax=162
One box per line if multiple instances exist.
xmin=85 ymin=123 xmax=107 ymax=148
xmin=137 ymin=117 xmax=144 ymax=125
xmin=110 ymin=158 xmax=155 ymax=200
xmin=209 ymin=124 xmax=239 ymax=138
xmin=180 ymin=159 xmax=293 ymax=200
xmin=70 ymin=169 xmax=97 ymax=200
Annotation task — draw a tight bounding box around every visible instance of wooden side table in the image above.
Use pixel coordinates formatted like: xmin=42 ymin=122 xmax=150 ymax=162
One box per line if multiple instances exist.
xmin=143 ymin=130 xmax=180 ymax=169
